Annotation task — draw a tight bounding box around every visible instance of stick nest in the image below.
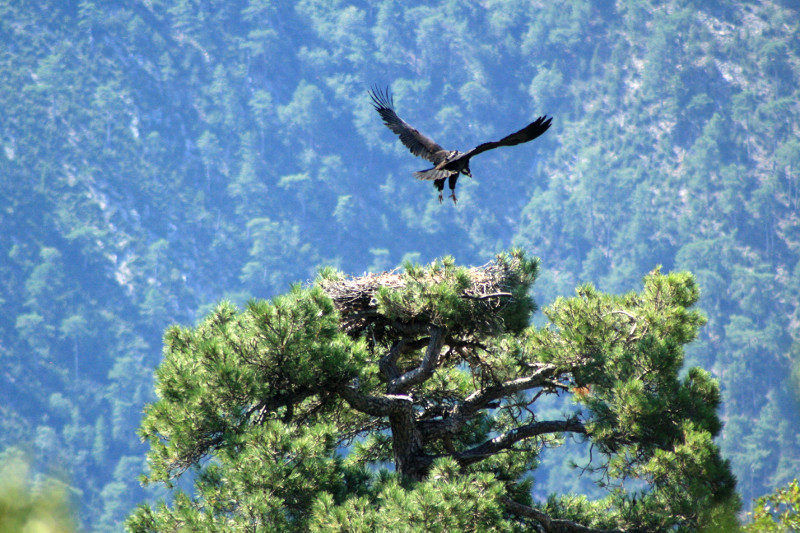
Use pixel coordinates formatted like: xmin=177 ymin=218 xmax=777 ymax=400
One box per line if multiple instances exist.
xmin=317 ymin=254 xmax=533 ymax=340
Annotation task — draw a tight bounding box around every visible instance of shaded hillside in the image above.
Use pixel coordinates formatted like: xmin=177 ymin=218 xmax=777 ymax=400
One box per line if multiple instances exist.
xmin=0 ymin=0 xmax=798 ymax=529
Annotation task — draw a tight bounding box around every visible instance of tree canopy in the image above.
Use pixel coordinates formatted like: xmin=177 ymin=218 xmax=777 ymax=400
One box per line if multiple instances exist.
xmin=128 ymin=252 xmax=738 ymax=532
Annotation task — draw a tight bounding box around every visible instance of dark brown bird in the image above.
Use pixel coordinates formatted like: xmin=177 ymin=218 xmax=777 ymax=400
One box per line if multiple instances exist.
xmin=369 ymin=86 xmax=552 ymax=204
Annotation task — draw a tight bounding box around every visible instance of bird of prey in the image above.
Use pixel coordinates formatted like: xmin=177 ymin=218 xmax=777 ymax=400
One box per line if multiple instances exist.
xmin=369 ymin=86 xmax=552 ymax=204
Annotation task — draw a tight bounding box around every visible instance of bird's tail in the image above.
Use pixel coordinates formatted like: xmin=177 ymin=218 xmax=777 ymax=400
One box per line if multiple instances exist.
xmin=414 ymin=168 xmax=453 ymax=181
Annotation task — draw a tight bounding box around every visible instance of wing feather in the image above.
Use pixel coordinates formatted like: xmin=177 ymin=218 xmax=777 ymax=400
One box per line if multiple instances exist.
xmin=463 ymin=115 xmax=552 ymax=159
xmin=413 ymin=168 xmax=455 ymax=181
xmin=369 ymin=86 xmax=444 ymax=163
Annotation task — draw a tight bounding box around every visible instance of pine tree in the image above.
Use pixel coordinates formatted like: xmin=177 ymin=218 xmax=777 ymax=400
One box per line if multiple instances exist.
xmin=127 ymin=251 xmax=739 ymax=532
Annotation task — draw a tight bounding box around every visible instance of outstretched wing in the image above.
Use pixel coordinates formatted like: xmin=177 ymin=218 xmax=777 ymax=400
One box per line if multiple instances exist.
xmin=369 ymin=86 xmax=445 ymax=164
xmin=463 ymin=115 xmax=552 ymax=159
xmin=413 ymin=168 xmax=455 ymax=181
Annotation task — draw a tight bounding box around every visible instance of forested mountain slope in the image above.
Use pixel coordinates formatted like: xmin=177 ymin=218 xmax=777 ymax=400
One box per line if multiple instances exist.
xmin=1 ymin=0 xmax=797 ymax=530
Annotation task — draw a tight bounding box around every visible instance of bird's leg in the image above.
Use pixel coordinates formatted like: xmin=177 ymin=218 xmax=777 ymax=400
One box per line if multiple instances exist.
xmin=448 ymin=174 xmax=458 ymax=205
xmin=434 ymin=178 xmax=445 ymax=204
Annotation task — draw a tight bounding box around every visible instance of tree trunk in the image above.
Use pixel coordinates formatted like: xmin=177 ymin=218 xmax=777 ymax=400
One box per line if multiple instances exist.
xmin=389 ymin=410 xmax=430 ymax=480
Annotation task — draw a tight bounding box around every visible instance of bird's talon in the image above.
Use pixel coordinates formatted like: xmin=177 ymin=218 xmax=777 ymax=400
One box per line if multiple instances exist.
xmin=438 ymin=192 xmax=443 ymax=204
xmin=450 ymin=193 xmax=457 ymax=205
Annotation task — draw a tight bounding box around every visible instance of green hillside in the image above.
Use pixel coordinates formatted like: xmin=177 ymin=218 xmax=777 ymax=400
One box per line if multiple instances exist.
xmin=1 ymin=0 xmax=798 ymax=530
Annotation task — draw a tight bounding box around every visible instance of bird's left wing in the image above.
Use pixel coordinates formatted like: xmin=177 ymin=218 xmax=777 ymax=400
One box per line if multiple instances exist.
xmin=463 ymin=115 xmax=552 ymax=159
xmin=369 ymin=86 xmax=445 ymax=164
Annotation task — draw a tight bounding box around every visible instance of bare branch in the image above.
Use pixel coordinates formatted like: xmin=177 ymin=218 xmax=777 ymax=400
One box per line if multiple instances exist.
xmin=388 ymin=327 xmax=446 ymax=393
xmin=336 ymin=385 xmax=414 ymax=417
xmin=379 ymin=337 xmax=431 ymax=382
xmin=456 ymin=418 xmax=586 ymax=467
xmin=417 ymin=364 xmax=560 ymax=442
xmin=460 ymin=364 xmax=559 ymax=410
xmin=379 ymin=339 xmax=405 ymax=381
xmin=461 ymin=292 xmax=513 ymax=300
xmin=607 ymin=310 xmax=636 ymax=321
xmin=245 ymin=387 xmax=317 ymax=425
xmin=502 ymin=497 xmax=625 ymax=533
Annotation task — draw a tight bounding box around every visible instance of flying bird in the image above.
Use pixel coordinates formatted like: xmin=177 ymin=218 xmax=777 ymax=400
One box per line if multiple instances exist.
xmin=369 ymin=86 xmax=552 ymax=204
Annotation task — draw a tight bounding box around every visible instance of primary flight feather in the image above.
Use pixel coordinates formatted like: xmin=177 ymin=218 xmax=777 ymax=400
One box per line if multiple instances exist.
xmin=369 ymin=86 xmax=552 ymax=204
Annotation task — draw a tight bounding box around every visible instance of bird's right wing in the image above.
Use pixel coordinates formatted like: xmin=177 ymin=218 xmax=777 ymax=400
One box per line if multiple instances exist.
xmin=369 ymin=86 xmax=445 ymax=164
